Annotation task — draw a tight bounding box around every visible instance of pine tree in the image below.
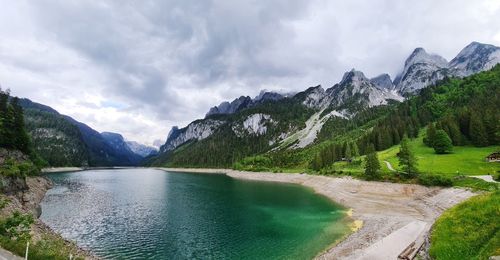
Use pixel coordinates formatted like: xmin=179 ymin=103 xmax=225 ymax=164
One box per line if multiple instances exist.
xmin=433 ymin=130 xmax=453 ymax=154
xmin=469 ymin=112 xmax=488 ymax=146
xmin=344 ymin=142 xmax=352 ymax=160
xmin=364 ymin=145 xmax=380 ymax=180
xmin=351 ymin=142 xmax=360 ymax=157
xmin=424 ymin=123 xmax=437 ymax=147
xmin=398 ymin=136 xmax=418 ymax=178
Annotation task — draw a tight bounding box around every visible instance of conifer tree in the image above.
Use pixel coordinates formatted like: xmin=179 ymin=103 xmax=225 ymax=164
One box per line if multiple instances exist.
xmin=469 ymin=112 xmax=488 ymax=146
xmin=364 ymin=145 xmax=380 ymax=180
xmin=424 ymin=123 xmax=437 ymax=147
xmin=433 ymin=130 xmax=453 ymax=154
xmin=398 ymin=136 xmax=418 ymax=178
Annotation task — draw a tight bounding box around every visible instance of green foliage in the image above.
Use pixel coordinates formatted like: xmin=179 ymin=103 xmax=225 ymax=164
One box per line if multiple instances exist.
xmin=417 ymin=174 xmax=452 ymax=187
xmin=452 ymin=177 xmax=499 ymax=192
xmin=233 ymin=155 xmax=273 ymax=172
xmin=0 ymin=159 xmax=38 ymax=177
xmin=0 ymin=211 xmax=33 ymax=242
xmin=0 ymin=89 xmax=32 ymax=154
xmin=364 ymin=146 xmax=381 ymax=180
xmin=424 ymin=123 xmax=437 ymax=147
xmin=23 ymin=109 xmax=89 ymax=167
xmin=397 ymin=137 xmax=419 ymax=178
xmin=430 ymin=191 xmax=500 ymax=260
xmin=433 ymin=129 xmax=453 ymax=154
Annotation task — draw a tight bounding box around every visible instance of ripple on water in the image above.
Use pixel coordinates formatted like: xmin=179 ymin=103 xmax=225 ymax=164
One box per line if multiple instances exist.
xmin=41 ymin=169 xmax=350 ymax=259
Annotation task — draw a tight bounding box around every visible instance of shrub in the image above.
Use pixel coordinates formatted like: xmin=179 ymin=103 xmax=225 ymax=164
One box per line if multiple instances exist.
xmin=418 ymin=174 xmax=453 ymax=187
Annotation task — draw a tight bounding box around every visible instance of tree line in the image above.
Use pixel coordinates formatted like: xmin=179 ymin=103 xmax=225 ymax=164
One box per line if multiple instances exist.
xmin=0 ymin=88 xmax=31 ymax=154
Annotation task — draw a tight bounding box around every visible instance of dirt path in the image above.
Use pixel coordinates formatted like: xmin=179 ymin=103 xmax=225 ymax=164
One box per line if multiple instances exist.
xmin=160 ymin=168 xmax=476 ymax=260
xmin=384 ymin=160 xmax=396 ymax=172
xmin=470 ymin=175 xmax=499 ymax=183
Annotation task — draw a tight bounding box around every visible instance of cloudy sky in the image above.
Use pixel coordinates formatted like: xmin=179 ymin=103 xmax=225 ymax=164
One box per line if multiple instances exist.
xmin=1 ymin=0 xmax=499 ymax=146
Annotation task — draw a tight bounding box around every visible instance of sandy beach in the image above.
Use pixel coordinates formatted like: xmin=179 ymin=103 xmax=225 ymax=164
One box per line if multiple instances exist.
xmin=160 ymin=168 xmax=477 ymax=260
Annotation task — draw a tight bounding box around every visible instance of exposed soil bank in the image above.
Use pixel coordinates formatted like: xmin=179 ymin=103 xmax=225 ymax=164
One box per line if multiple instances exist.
xmin=0 ymin=176 xmax=97 ymax=259
xmin=160 ymin=168 xmax=477 ymax=259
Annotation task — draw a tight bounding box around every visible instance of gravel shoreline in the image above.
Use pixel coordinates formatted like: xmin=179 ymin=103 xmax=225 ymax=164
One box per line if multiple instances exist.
xmin=159 ymin=168 xmax=476 ymax=259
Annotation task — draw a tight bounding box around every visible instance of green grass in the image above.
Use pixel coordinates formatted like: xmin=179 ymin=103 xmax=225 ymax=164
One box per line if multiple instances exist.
xmin=378 ymin=134 xmax=499 ymax=176
xmin=429 ymin=191 xmax=500 ymax=260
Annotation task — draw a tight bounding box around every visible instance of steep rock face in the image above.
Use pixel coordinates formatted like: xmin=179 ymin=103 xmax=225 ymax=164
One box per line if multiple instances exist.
xmin=205 ymin=91 xmax=286 ymax=117
xmin=326 ymin=70 xmax=403 ymax=109
xmin=395 ymin=42 xmax=500 ymax=94
xmin=296 ymin=85 xmax=327 ymax=109
xmin=394 ymin=48 xmax=450 ymax=93
xmin=205 ymin=96 xmax=253 ymax=117
xmin=160 ymin=119 xmax=225 ymax=152
xmin=125 ymin=141 xmax=158 ymax=157
xmin=254 ymin=91 xmax=285 ymax=102
xmin=232 ymin=113 xmax=275 ymax=137
xmin=371 ymin=74 xmax=394 ymax=90
xmin=449 ymin=41 xmax=500 ymax=77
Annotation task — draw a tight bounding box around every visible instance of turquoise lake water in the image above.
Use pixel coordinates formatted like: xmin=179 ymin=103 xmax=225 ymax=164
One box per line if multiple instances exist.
xmin=41 ymin=169 xmax=349 ymax=259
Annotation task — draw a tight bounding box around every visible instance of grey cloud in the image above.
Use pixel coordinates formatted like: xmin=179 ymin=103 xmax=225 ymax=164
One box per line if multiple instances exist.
xmin=1 ymin=0 xmax=500 ymax=143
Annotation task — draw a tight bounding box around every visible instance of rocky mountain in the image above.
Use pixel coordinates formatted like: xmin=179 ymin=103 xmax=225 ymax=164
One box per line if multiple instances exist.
xmin=125 ymin=141 xmax=158 ymax=157
xmin=101 ymin=132 xmax=142 ymax=164
xmin=371 ymin=74 xmax=394 ymax=90
xmin=160 ymin=119 xmax=225 ymax=153
xmin=19 ymin=99 xmax=142 ymax=166
xmin=395 ymin=42 xmax=500 ymax=93
xmin=449 ymin=41 xmax=500 ymax=77
xmin=151 ymin=41 xmax=500 ymax=168
xmin=394 ymin=47 xmax=450 ymax=93
xmin=325 ymin=69 xmax=403 ymax=110
xmin=205 ymin=91 xmax=286 ymax=117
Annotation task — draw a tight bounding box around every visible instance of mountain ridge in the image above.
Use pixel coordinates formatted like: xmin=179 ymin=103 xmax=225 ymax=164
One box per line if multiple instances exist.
xmin=153 ymin=42 xmax=500 ymax=165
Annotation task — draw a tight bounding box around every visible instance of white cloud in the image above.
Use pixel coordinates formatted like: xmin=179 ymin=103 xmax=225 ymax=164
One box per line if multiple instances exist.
xmin=0 ymin=0 xmax=499 ymax=145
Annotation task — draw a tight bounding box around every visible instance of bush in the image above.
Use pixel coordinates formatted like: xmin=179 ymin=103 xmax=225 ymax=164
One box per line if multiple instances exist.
xmin=233 ymin=155 xmax=272 ymax=172
xmin=418 ymin=174 xmax=453 ymax=187
xmin=0 ymin=159 xmax=39 ymax=177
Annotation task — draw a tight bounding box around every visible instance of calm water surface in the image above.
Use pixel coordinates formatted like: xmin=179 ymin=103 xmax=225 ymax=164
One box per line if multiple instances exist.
xmin=41 ymin=169 xmax=349 ymax=259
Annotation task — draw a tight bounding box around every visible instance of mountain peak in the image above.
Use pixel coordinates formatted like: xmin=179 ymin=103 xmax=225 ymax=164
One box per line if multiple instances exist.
xmin=449 ymin=41 xmax=500 ymax=76
xmin=370 ymin=74 xmax=393 ymax=90
xmin=339 ymin=69 xmax=369 ymax=85
xmin=404 ymin=47 xmax=448 ymax=68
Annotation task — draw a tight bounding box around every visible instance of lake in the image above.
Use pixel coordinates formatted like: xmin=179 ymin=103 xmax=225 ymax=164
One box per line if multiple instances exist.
xmin=41 ymin=169 xmax=350 ymax=259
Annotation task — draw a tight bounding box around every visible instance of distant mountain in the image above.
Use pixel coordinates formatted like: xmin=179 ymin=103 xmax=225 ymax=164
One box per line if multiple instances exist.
xmin=125 ymin=141 xmax=158 ymax=157
xmin=205 ymin=91 xmax=287 ymax=117
xmin=101 ymin=132 xmax=142 ymax=164
xmin=19 ymin=99 xmax=142 ymax=167
xmin=150 ymin=41 xmax=500 ymax=168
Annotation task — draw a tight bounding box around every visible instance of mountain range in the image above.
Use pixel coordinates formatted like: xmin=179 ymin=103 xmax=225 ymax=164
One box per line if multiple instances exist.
xmin=19 ymin=99 xmax=157 ymax=167
xmin=150 ymin=41 xmax=500 ymax=167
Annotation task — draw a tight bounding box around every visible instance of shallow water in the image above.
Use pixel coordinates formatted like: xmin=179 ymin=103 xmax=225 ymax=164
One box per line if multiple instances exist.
xmin=41 ymin=169 xmax=349 ymax=259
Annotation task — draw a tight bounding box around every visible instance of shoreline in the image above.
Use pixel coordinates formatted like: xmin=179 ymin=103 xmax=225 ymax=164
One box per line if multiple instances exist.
xmin=40 ymin=167 xmax=477 ymax=259
xmin=0 ymin=176 xmax=97 ymax=259
xmin=158 ymin=168 xmax=477 ymax=259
